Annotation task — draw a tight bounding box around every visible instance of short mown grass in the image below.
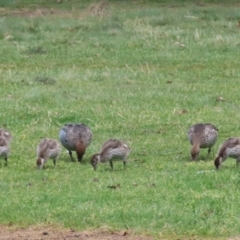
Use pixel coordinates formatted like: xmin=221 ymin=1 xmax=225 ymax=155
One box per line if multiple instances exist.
xmin=0 ymin=0 xmax=240 ymax=238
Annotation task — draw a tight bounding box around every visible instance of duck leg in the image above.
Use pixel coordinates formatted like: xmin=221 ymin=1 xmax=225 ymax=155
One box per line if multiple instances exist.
xmin=68 ymin=150 xmax=75 ymax=162
xmin=109 ymin=160 xmax=113 ymax=170
xmin=123 ymin=160 xmax=126 ymax=170
xmin=207 ymin=148 xmax=211 ymax=158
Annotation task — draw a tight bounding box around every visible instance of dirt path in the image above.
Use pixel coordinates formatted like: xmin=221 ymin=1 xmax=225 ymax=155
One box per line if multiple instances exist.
xmin=0 ymin=226 xmax=153 ymax=240
xmin=1 ymin=226 xmax=240 ymax=240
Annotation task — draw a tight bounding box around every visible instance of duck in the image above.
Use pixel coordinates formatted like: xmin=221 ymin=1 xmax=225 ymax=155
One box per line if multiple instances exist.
xmin=59 ymin=123 xmax=92 ymax=162
xmin=36 ymin=138 xmax=61 ymax=169
xmin=187 ymin=123 xmax=218 ymax=160
xmin=0 ymin=137 xmax=10 ymax=166
xmin=214 ymin=137 xmax=240 ymax=169
xmin=90 ymin=139 xmax=131 ymax=171
xmin=0 ymin=128 xmax=12 ymax=143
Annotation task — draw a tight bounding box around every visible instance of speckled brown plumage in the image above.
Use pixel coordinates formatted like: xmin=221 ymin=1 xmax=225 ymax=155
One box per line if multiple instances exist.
xmin=0 ymin=137 xmax=9 ymax=166
xmin=0 ymin=128 xmax=12 ymax=166
xmin=0 ymin=128 xmax=12 ymax=143
xmin=214 ymin=137 xmax=240 ymax=169
xmin=59 ymin=123 xmax=92 ymax=162
xmin=36 ymin=138 xmax=61 ymax=169
xmin=188 ymin=123 xmax=218 ymax=160
xmin=91 ymin=139 xmax=131 ymax=171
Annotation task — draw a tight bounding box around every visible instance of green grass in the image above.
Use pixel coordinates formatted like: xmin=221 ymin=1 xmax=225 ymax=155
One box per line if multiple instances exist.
xmin=0 ymin=0 xmax=240 ymax=238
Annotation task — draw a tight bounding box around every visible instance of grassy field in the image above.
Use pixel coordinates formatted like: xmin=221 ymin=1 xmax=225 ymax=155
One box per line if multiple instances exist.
xmin=0 ymin=0 xmax=240 ymax=238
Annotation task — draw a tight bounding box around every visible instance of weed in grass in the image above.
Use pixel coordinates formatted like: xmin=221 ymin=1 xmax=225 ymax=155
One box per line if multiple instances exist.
xmin=24 ymin=47 xmax=47 ymax=55
xmin=35 ymin=76 xmax=56 ymax=85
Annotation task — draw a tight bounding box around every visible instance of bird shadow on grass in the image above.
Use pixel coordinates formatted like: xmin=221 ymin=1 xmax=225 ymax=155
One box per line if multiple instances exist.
xmin=185 ymin=153 xmax=215 ymax=162
xmin=103 ymin=166 xmax=127 ymax=172
xmin=58 ymin=155 xmax=92 ymax=166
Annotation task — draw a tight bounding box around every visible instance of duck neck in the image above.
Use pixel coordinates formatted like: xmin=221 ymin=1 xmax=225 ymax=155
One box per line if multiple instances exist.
xmin=76 ymin=141 xmax=86 ymax=162
xmin=191 ymin=143 xmax=200 ymax=160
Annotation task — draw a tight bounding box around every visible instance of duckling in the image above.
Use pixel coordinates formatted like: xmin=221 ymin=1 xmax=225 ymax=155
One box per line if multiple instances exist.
xmin=36 ymin=138 xmax=61 ymax=169
xmin=188 ymin=123 xmax=218 ymax=160
xmin=91 ymin=139 xmax=131 ymax=171
xmin=59 ymin=123 xmax=92 ymax=162
xmin=0 ymin=137 xmax=10 ymax=166
xmin=0 ymin=128 xmax=12 ymax=143
xmin=214 ymin=137 xmax=240 ymax=169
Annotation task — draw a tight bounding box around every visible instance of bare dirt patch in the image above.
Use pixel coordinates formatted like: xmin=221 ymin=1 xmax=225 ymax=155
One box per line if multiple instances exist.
xmin=0 ymin=8 xmax=76 ymax=18
xmin=0 ymin=1 xmax=108 ymax=18
xmin=0 ymin=226 xmax=153 ymax=240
